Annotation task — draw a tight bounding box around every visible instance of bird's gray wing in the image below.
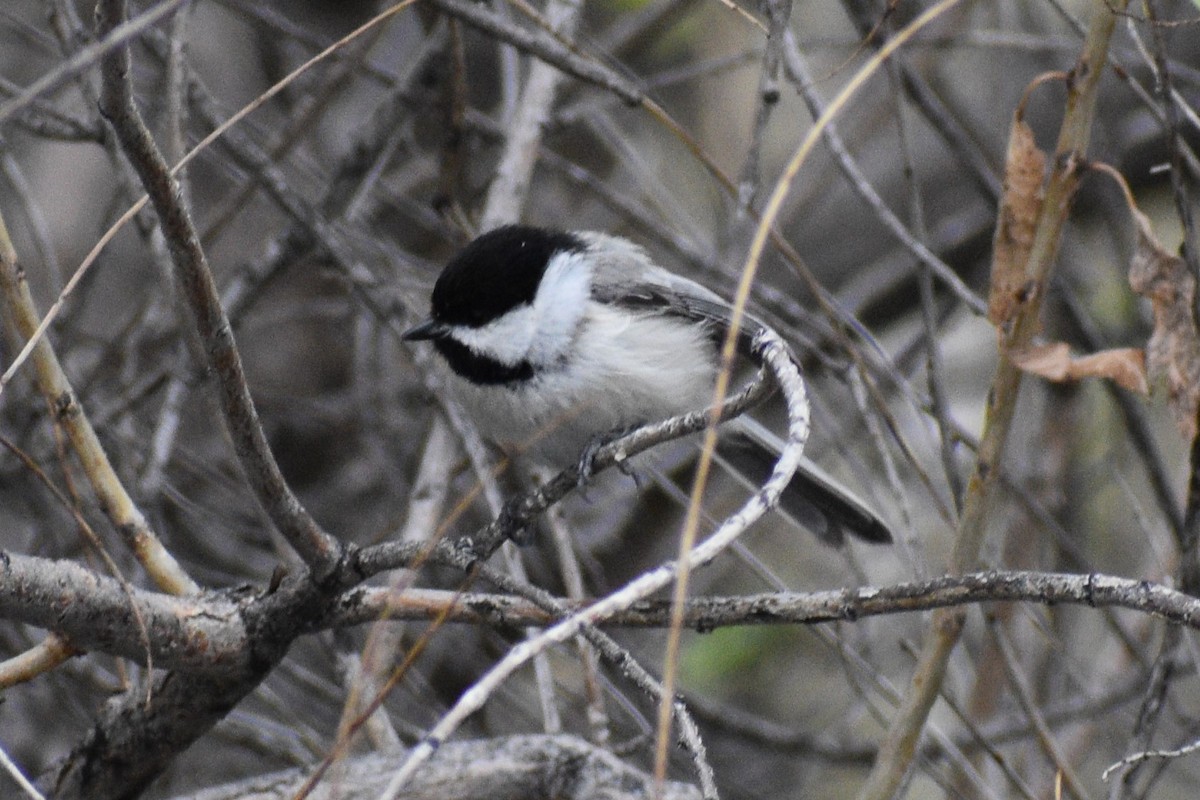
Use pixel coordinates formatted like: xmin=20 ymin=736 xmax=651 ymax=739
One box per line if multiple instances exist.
xmin=579 ymin=232 xmax=766 ymax=359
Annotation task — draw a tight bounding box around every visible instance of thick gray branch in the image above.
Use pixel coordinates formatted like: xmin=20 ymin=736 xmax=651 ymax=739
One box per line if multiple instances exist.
xmin=0 ymin=551 xmax=249 ymax=674
xmin=36 ymin=573 xmax=326 ymax=800
xmin=7 ymin=550 xmax=1200 ymax=675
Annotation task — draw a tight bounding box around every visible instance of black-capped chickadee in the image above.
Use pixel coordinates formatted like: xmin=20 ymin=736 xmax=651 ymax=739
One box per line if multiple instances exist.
xmin=403 ymin=225 xmax=890 ymax=545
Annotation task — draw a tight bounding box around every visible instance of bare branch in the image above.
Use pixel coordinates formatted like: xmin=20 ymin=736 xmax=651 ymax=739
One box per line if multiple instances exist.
xmin=0 ymin=0 xmax=190 ymax=127
xmin=11 ymin=543 xmax=1200 ymax=674
xmin=182 ymin=735 xmax=702 ymax=800
xmin=0 ymin=551 xmax=249 ymax=675
xmin=94 ymin=0 xmax=343 ymax=578
xmin=425 ymin=0 xmax=644 ymax=106
xmin=0 ymin=208 xmax=197 ymax=594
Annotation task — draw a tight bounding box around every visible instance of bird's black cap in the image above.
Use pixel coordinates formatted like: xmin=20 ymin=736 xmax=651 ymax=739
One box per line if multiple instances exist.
xmin=428 ymin=225 xmax=586 ymax=328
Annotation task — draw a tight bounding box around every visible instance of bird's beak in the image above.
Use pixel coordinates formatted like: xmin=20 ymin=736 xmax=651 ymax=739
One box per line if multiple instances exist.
xmin=401 ymin=318 xmax=442 ymax=341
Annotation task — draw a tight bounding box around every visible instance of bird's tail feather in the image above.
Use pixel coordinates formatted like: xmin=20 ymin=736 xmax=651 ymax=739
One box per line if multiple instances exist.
xmin=713 ymin=418 xmax=892 ymax=546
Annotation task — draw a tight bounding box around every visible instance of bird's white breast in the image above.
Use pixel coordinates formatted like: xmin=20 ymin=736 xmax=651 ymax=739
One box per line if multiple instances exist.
xmin=446 ymin=303 xmax=718 ymax=465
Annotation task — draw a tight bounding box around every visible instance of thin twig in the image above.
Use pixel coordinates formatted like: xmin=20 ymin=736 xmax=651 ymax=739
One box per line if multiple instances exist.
xmin=840 ymin=0 xmax=1003 ymax=200
xmin=0 ymin=739 xmax=44 ymax=800
xmin=544 ymin=490 xmax=611 ymax=746
xmin=0 ymin=0 xmax=190 ymax=127
xmin=990 ymin=619 xmax=1091 ymax=800
xmin=478 ymin=0 xmax=582 ymax=229
xmin=425 ymin=0 xmax=643 ymax=105
xmin=780 ymin=29 xmax=987 ymax=318
xmin=1104 ymin=735 xmax=1200 ymax=782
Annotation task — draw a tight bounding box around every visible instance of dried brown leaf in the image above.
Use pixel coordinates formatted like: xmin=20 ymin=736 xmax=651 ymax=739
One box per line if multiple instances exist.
xmin=989 ymin=112 xmax=1046 ymax=330
xmin=1010 ymin=342 xmax=1148 ymax=394
xmin=1128 ymin=205 xmax=1200 ymax=438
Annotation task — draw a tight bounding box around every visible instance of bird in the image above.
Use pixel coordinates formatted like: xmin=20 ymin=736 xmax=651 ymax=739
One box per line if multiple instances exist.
xmin=403 ymin=224 xmax=891 ymax=546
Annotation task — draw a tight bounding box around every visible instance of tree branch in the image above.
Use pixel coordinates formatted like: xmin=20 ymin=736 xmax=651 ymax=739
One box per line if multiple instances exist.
xmin=9 ymin=548 xmax=1200 ymax=672
xmin=95 ymin=0 xmax=343 ymax=579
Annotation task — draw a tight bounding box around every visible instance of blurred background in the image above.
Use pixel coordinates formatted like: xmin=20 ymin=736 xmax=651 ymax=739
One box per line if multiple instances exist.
xmin=2 ymin=0 xmax=1200 ymax=797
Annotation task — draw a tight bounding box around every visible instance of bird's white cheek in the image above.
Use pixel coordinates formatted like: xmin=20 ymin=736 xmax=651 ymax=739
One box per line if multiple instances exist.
xmin=442 ymin=251 xmax=592 ymax=369
xmin=527 ymin=251 xmax=593 ymax=365
xmin=447 ymin=307 xmax=538 ymax=367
